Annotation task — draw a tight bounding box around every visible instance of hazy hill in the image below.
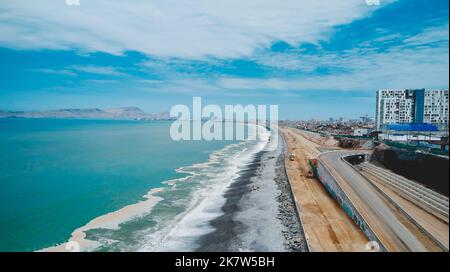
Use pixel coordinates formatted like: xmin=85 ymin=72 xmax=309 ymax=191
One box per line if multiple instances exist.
xmin=0 ymin=107 xmax=172 ymax=120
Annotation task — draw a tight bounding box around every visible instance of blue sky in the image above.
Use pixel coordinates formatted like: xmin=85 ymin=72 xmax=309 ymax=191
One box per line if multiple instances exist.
xmin=0 ymin=0 xmax=448 ymax=119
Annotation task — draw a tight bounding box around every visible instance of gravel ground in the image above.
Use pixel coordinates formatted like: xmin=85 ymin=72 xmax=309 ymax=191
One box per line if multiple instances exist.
xmin=274 ymin=136 xmax=309 ymax=252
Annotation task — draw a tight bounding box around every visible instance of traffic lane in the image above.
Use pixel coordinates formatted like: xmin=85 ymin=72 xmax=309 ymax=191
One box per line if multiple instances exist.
xmin=320 ymin=151 xmax=427 ymax=252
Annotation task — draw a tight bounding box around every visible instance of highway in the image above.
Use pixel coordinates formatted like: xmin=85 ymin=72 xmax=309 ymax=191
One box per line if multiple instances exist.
xmin=319 ymin=150 xmax=428 ymax=252
xmin=358 ymin=162 xmax=449 ymax=251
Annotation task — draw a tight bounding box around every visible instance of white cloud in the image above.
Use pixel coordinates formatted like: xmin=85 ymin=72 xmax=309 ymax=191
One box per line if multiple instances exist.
xmin=34 ymin=68 xmax=77 ymax=77
xmin=34 ymin=65 xmax=127 ymax=77
xmin=134 ymin=32 xmax=449 ymax=94
xmin=217 ymin=46 xmax=449 ymax=91
xmin=3 ymin=0 xmax=446 ymax=95
xmin=229 ymin=23 xmax=449 ymax=91
xmin=0 ymin=0 xmax=385 ymax=59
xmin=70 ymin=65 xmax=126 ymax=76
xmin=403 ymin=23 xmax=449 ymax=46
xmin=254 ymin=24 xmax=450 ymax=72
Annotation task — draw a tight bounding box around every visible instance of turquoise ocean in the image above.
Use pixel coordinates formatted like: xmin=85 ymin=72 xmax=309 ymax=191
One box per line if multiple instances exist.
xmin=0 ymin=118 xmax=267 ymax=252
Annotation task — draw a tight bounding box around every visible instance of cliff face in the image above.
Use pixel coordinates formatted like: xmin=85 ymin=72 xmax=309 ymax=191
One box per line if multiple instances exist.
xmin=371 ymin=145 xmax=449 ymax=196
xmin=0 ymin=108 xmax=172 ymax=120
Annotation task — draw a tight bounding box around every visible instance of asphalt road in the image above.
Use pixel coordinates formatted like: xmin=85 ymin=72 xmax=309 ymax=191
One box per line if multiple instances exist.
xmin=319 ymin=150 xmax=427 ymax=252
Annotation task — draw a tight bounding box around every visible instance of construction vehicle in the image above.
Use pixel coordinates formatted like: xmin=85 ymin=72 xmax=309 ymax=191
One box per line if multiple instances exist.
xmin=307 ymin=159 xmax=318 ymax=178
xmin=306 ymin=169 xmax=315 ymax=178
xmin=289 ymin=153 xmax=295 ymax=161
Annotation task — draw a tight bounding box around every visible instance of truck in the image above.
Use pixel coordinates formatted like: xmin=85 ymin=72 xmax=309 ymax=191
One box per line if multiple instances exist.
xmin=289 ymin=153 xmax=296 ymax=161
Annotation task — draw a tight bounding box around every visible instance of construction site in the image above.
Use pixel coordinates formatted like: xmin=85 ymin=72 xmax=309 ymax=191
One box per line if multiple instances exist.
xmin=281 ymin=126 xmax=449 ymax=252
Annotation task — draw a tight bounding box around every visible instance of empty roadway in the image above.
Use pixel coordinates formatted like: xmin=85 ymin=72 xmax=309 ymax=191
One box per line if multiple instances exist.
xmin=320 ymin=150 xmax=427 ymax=252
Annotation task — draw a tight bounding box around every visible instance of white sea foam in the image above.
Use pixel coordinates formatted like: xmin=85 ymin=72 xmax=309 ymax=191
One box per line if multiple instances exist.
xmin=138 ymin=124 xmax=270 ymax=251
xmin=40 ymin=188 xmax=164 ymax=252
xmin=232 ymin=128 xmax=286 ymax=251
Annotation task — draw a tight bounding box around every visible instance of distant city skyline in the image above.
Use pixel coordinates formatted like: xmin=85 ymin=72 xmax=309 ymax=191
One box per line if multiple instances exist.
xmin=0 ymin=0 xmax=448 ymax=120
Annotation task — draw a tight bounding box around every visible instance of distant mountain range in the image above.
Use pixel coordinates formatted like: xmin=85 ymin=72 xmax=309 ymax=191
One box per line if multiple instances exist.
xmin=0 ymin=107 xmax=173 ymax=120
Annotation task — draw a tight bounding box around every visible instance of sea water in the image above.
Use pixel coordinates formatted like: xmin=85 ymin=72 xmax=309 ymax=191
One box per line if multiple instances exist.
xmin=0 ymin=118 xmax=267 ymax=252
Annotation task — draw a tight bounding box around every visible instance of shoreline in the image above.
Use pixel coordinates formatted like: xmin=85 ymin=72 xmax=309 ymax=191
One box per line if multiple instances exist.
xmin=39 ymin=188 xmax=164 ymax=252
xmin=197 ymin=129 xmax=308 ymax=252
xmin=38 ymin=124 xmax=278 ymax=252
xmin=196 ymin=151 xmax=267 ymax=251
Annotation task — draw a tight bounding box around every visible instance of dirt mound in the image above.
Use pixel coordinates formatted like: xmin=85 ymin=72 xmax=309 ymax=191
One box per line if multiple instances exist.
xmin=338 ymin=138 xmax=361 ymax=149
xmin=324 ymin=136 xmax=339 ymax=147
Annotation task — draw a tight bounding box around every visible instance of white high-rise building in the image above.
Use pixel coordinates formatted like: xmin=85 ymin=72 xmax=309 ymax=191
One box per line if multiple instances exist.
xmin=375 ymin=89 xmax=449 ymax=130
xmin=423 ymin=90 xmax=449 ymax=126
xmin=376 ymin=89 xmax=416 ymax=129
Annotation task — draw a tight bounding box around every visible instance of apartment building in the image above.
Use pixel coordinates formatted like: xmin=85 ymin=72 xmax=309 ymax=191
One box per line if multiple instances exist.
xmin=376 ymin=89 xmax=449 ymax=130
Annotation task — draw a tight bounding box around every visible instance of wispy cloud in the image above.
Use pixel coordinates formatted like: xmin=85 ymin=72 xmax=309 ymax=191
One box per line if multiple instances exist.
xmin=70 ymin=65 xmax=127 ymax=76
xmin=33 ymin=65 xmax=128 ymax=77
xmin=403 ymin=23 xmax=449 ymax=47
xmin=218 ymin=47 xmax=449 ymax=91
xmin=33 ymin=68 xmax=77 ymax=77
xmin=0 ymin=0 xmax=389 ymax=59
xmin=127 ymin=21 xmax=449 ymax=94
